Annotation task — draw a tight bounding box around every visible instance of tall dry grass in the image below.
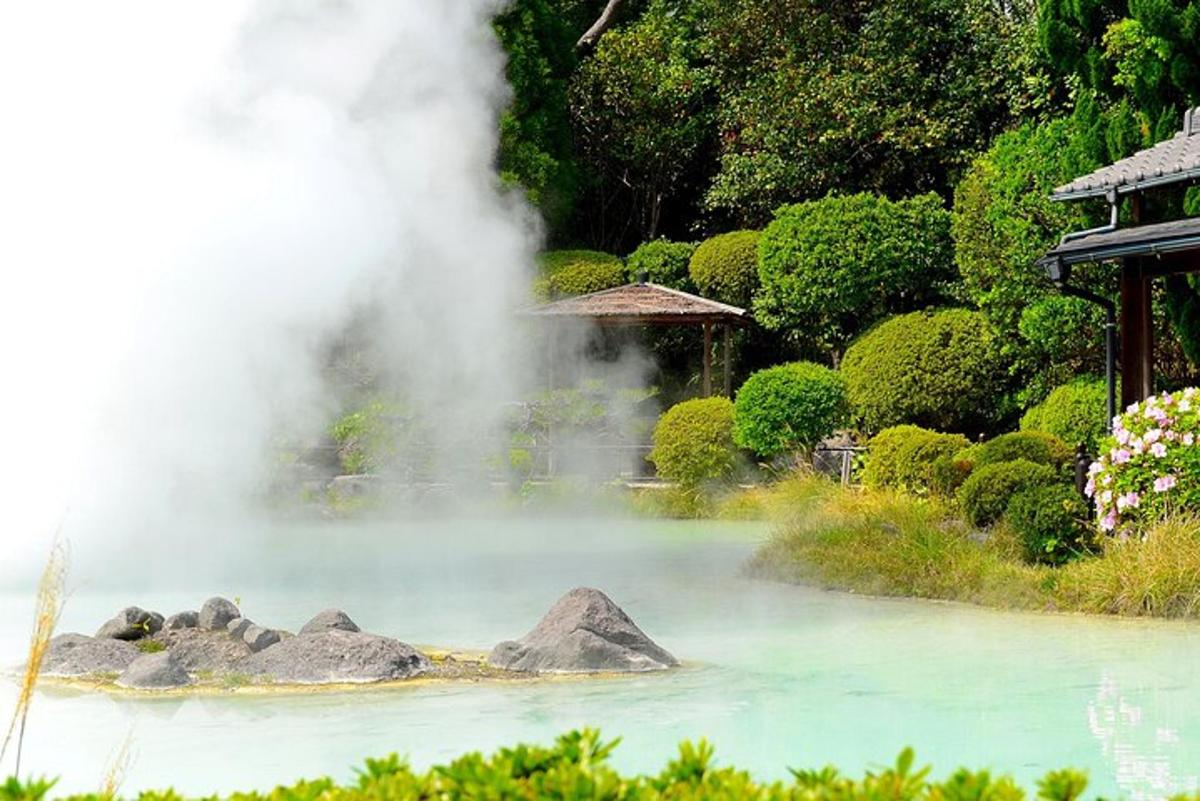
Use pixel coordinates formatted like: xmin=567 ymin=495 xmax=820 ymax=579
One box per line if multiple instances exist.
xmin=1 ymin=539 xmax=68 ymax=777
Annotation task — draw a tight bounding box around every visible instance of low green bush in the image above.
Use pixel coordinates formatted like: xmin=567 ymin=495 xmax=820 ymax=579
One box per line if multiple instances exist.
xmin=841 ymin=309 xmax=1008 ymax=435
xmin=534 ymin=250 xmax=625 ymax=299
xmin=862 ymin=425 xmax=970 ymax=493
xmin=626 ymin=239 xmax=696 ymax=289
xmin=957 ymin=459 xmax=1057 ymax=528
xmin=688 ymin=230 xmax=760 ymax=307
xmin=733 ymin=362 xmax=848 ymax=457
xmin=1 ymin=729 xmax=1105 ymax=801
xmin=930 ymin=445 xmax=979 ymax=496
xmin=648 ymin=397 xmax=738 ymax=487
xmin=974 ymin=431 xmax=1072 ymax=470
xmin=1021 ymin=378 xmax=1110 ymax=452
xmin=329 ymin=398 xmax=411 ymax=475
xmin=1005 ymin=484 xmax=1092 ymax=565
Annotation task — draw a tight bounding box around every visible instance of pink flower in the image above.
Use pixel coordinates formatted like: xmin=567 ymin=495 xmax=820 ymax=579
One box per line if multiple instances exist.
xmin=1145 ymin=428 xmax=1162 ymax=443
xmin=1115 ymin=428 xmax=1131 ymax=445
xmin=1185 ymin=433 xmax=1196 ymax=447
xmin=1088 ymin=461 xmax=1104 ymax=476
xmin=1116 ymin=492 xmax=1141 ymax=511
xmin=1100 ymin=510 xmax=1118 ymax=532
xmin=1085 ymin=478 xmax=1096 ymax=498
xmin=1166 ymin=430 xmax=1179 ymax=441
xmin=1150 ymin=442 xmax=1168 ymax=458
xmin=1111 ymin=448 xmax=1132 ymax=464
xmin=1154 ymin=475 xmax=1177 ymax=493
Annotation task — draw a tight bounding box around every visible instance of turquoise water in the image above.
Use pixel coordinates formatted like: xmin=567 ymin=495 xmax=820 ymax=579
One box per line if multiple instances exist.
xmin=2 ymin=517 xmax=1200 ymax=798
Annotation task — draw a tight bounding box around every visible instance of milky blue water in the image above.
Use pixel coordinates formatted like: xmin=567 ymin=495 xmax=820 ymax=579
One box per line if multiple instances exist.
xmin=2 ymin=517 xmax=1199 ymax=798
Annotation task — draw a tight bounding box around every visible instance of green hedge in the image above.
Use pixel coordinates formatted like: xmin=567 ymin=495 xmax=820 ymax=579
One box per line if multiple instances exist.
xmin=957 ymin=459 xmax=1057 ymax=528
xmin=649 ymin=397 xmax=738 ymax=487
xmin=841 ymin=309 xmax=1007 ymax=435
xmin=1 ymin=729 xmax=1102 ymax=801
xmin=1006 ymin=484 xmax=1092 ymax=566
xmin=1021 ymin=378 xmax=1110 ymax=452
xmin=862 ymin=425 xmax=970 ymax=493
xmin=973 ymin=431 xmax=1072 ymax=471
xmin=534 ymin=250 xmax=625 ymax=299
xmin=733 ymin=362 xmax=848 ymax=457
xmin=627 ymin=239 xmax=697 ymax=290
xmin=689 ymin=230 xmax=760 ymax=307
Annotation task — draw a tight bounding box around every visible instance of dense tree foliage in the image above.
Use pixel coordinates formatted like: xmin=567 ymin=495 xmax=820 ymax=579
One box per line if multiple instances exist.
xmin=688 ymin=230 xmax=759 ymax=308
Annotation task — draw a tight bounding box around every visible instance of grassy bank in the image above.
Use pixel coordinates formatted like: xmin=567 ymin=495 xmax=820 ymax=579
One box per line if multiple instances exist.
xmin=750 ymin=477 xmax=1200 ymax=618
xmin=2 ymin=728 xmax=1111 ymax=800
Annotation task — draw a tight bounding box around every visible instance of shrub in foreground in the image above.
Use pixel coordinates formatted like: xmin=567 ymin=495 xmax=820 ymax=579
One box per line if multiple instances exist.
xmin=1087 ymin=388 xmax=1200 ymax=534
xmin=974 ymin=431 xmax=1072 ymax=471
xmin=957 ymin=459 xmax=1057 ymax=528
xmin=649 ymin=397 xmax=738 ymax=487
xmin=862 ymin=425 xmax=970 ymax=493
xmin=733 ymin=362 xmax=848 ymax=457
xmin=1021 ymin=378 xmax=1111 ymax=452
xmin=1005 ymin=484 xmax=1092 ymax=565
xmin=626 ymin=239 xmax=696 ymax=289
xmin=841 ymin=309 xmax=1007 ymax=435
xmin=688 ymin=230 xmax=760 ymax=307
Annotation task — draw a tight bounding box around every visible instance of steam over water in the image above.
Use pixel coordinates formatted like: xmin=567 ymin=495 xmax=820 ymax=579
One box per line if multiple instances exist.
xmin=0 ymin=2 xmax=536 ymax=574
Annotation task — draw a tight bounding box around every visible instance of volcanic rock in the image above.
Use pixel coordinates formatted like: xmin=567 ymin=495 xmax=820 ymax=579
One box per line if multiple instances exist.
xmin=198 ymin=597 xmax=240 ymax=631
xmin=226 ymin=617 xmax=254 ymax=639
xmin=152 ymin=627 xmax=252 ymax=672
xmin=116 ymin=651 xmax=191 ymax=689
xmin=95 ymin=607 xmax=163 ymax=640
xmin=240 ymin=630 xmax=430 ymax=684
xmin=164 ymin=611 xmax=199 ymax=630
xmin=242 ymin=624 xmax=281 ymax=653
xmin=489 ymin=587 xmax=678 ymax=673
xmin=42 ymin=633 xmax=140 ymax=676
xmin=298 ymin=609 xmax=361 ymax=636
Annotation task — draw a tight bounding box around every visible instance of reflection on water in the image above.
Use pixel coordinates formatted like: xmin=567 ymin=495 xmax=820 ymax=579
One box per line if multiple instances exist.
xmin=2 ymin=517 xmax=1200 ymax=798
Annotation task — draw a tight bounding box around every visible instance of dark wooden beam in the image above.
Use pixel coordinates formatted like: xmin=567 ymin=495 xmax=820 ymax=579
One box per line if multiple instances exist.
xmin=1121 ymin=196 xmax=1154 ymax=406
xmin=723 ymin=324 xmax=732 ymax=397
xmin=702 ymin=322 xmax=712 ymax=398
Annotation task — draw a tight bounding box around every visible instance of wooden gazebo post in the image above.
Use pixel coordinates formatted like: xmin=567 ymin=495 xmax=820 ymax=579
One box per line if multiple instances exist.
xmin=702 ymin=322 xmax=713 ymax=397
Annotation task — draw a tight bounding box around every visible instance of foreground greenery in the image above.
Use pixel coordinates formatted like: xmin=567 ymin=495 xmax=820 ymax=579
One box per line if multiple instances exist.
xmin=0 ymin=728 xmax=1128 ymax=801
xmin=750 ymin=477 xmax=1200 ymax=619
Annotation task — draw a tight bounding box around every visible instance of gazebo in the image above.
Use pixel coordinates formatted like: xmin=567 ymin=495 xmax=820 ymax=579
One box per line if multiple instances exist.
xmin=1038 ymin=106 xmax=1200 ymax=422
xmin=521 ymin=281 xmax=751 ymax=396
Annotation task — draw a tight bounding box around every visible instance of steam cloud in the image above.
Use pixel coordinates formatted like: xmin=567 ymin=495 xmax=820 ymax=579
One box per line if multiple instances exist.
xmin=0 ymin=2 xmax=538 ymax=578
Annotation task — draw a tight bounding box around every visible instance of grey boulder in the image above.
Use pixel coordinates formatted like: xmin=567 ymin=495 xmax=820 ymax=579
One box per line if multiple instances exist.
xmin=298 ymin=609 xmax=361 ymax=636
xmin=226 ymin=617 xmax=254 ymax=639
xmin=489 ymin=587 xmax=678 ymax=673
xmin=242 ymin=624 xmax=281 ymax=653
xmin=240 ymin=630 xmax=429 ymax=684
xmin=42 ymin=633 xmax=140 ymax=676
xmin=152 ymin=628 xmax=252 ymax=672
xmin=95 ymin=607 xmax=163 ymax=641
xmin=116 ymin=651 xmax=191 ymax=689
xmin=164 ymin=611 xmax=199 ymax=630
xmin=198 ymin=597 xmax=240 ymax=631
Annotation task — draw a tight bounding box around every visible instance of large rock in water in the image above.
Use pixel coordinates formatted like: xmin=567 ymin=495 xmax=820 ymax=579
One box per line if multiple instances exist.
xmin=240 ymin=630 xmax=430 ymax=684
xmin=116 ymin=651 xmax=191 ymax=689
xmin=164 ymin=611 xmax=199 ymax=630
xmin=198 ymin=597 xmax=240 ymax=631
xmin=151 ymin=628 xmax=252 ymax=672
xmin=95 ymin=607 xmax=163 ymax=640
xmin=299 ymin=609 xmax=361 ymax=636
xmin=489 ymin=588 xmax=678 ymax=673
xmin=42 ymin=634 xmax=140 ymax=676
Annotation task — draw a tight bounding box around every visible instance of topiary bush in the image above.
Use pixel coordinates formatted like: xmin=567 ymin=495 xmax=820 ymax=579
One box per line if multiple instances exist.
xmin=626 ymin=239 xmax=696 ymax=290
xmin=1087 ymin=388 xmax=1200 ymax=534
xmin=1021 ymin=378 xmax=1111 ymax=452
xmin=974 ymin=431 xmax=1072 ymax=471
xmin=689 ymin=230 xmax=760 ymax=307
xmin=861 ymin=425 xmax=970 ymax=493
xmin=1005 ymin=484 xmax=1092 ymax=566
xmin=841 ymin=309 xmax=1008 ymax=435
xmin=648 ymin=397 xmax=739 ymax=487
xmin=732 ymin=362 xmax=848 ymax=457
xmin=534 ymin=250 xmax=625 ymax=299
xmin=957 ymin=459 xmax=1057 ymax=528
xmin=930 ymin=446 xmax=979 ymax=496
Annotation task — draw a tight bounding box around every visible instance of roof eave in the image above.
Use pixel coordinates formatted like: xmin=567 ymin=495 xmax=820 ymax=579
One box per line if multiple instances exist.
xmin=1050 ymin=167 xmax=1200 ymax=202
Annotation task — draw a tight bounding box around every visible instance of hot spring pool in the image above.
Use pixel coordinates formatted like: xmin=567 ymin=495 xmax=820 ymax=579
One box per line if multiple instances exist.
xmin=2 ymin=516 xmax=1200 ymax=798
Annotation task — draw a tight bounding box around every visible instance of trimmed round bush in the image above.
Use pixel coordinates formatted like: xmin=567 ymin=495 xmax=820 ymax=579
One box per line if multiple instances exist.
xmin=974 ymin=431 xmax=1072 ymax=470
xmin=841 ymin=309 xmax=1007 ymax=435
xmin=1021 ymin=378 xmax=1110 ymax=452
xmin=957 ymin=459 xmax=1057 ymax=528
xmin=862 ymin=425 xmax=970 ymax=492
xmin=931 ymin=446 xmax=979 ymax=496
xmin=649 ymin=397 xmax=738 ymax=487
xmin=733 ymin=362 xmax=848 ymax=457
xmin=1005 ymin=484 xmax=1091 ymax=566
xmin=626 ymin=239 xmax=696 ymax=290
xmin=689 ymin=230 xmax=760 ymax=307
xmin=534 ymin=250 xmax=625 ymax=299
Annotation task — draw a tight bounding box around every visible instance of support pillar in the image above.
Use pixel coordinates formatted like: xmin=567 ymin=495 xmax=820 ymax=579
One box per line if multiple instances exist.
xmin=1119 ymin=258 xmax=1154 ymax=408
xmin=702 ymin=322 xmax=712 ymax=397
xmin=722 ymin=324 xmax=732 ymax=397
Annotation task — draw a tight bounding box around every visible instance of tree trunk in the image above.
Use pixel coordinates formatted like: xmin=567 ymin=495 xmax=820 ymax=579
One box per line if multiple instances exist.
xmin=577 ymin=0 xmax=625 ymax=49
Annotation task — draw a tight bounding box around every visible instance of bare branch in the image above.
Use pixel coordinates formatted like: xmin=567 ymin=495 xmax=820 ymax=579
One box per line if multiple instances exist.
xmin=576 ymin=0 xmax=625 ymax=50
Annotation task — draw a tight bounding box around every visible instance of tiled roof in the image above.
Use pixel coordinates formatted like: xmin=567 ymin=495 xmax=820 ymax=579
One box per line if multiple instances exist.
xmin=522 ymin=283 xmax=749 ymax=325
xmin=1052 ymin=107 xmax=1200 ymax=201
xmin=1037 ymin=216 xmax=1200 ymax=268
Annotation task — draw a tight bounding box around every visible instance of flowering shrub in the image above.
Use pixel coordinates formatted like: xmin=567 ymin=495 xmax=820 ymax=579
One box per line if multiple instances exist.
xmin=1087 ymin=388 xmax=1200 ymax=533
